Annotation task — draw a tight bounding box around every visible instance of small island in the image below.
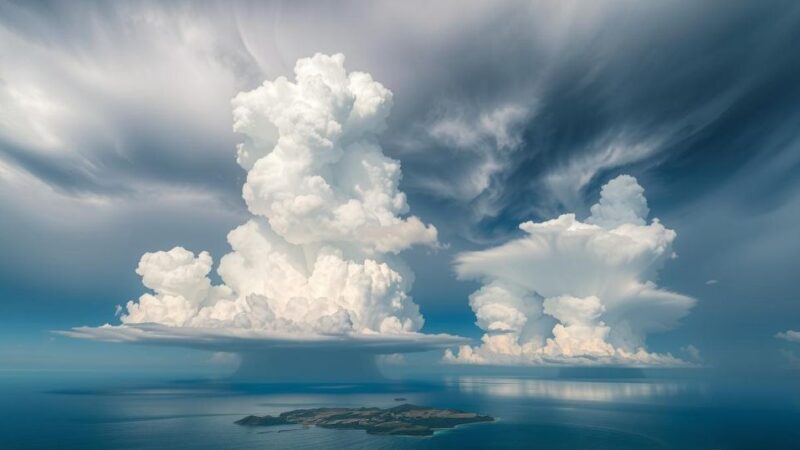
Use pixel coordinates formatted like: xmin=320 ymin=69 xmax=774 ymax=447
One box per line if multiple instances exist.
xmin=236 ymin=404 xmax=494 ymax=436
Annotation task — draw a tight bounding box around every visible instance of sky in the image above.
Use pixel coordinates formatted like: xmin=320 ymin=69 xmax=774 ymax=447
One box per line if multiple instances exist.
xmin=1 ymin=0 xmax=799 ymax=376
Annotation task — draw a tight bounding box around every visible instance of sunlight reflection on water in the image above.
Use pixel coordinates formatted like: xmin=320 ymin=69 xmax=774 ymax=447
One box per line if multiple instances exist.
xmin=446 ymin=377 xmax=703 ymax=402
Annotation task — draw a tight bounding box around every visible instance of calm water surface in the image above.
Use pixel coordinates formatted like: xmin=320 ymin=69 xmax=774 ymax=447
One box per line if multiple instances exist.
xmin=1 ymin=373 xmax=799 ymax=449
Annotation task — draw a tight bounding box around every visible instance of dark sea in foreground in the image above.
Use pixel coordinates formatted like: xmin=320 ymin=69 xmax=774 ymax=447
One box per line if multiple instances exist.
xmin=2 ymin=371 xmax=799 ymax=449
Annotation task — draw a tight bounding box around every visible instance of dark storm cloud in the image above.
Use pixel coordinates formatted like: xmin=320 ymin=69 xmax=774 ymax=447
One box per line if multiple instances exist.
xmin=376 ymin=0 xmax=800 ymax=241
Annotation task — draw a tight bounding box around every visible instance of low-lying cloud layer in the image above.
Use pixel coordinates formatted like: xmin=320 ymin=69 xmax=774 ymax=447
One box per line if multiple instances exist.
xmin=445 ymin=175 xmax=696 ymax=366
xmin=67 ymin=54 xmax=459 ymax=351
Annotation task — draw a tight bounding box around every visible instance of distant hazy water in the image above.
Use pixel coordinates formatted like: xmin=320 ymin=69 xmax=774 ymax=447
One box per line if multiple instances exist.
xmin=1 ymin=373 xmax=799 ymax=449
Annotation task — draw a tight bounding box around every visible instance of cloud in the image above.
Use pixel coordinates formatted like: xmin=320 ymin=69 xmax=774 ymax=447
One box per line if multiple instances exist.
xmin=61 ymin=322 xmax=460 ymax=382
xmin=0 ymin=3 xmax=248 ymax=200
xmin=377 ymin=353 xmax=406 ymax=365
xmin=542 ymin=140 xmax=659 ymax=214
xmin=61 ymin=323 xmax=462 ymax=353
xmin=779 ymin=349 xmax=800 ymax=369
xmin=682 ymin=344 xmax=701 ymax=362
xmin=586 ymin=174 xmax=649 ymax=228
xmin=209 ymin=351 xmax=241 ymax=365
xmin=233 ymin=53 xmax=436 ymax=254
xmin=776 ymin=330 xmax=800 ymax=343
xmin=66 ymin=54 xmax=460 ymax=355
xmin=428 ymin=104 xmax=528 ymax=153
xmin=3 ymin=0 xmax=799 ymax=373
xmin=445 ymin=175 xmax=696 ymax=366
xmin=402 ymin=103 xmax=530 ymax=213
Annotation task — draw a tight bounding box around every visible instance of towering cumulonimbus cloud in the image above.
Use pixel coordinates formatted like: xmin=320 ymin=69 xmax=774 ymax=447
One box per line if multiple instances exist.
xmin=445 ymin=175 xmax=696 ymax=366
xmin=111 ymin=53 xmax=440 ymax=337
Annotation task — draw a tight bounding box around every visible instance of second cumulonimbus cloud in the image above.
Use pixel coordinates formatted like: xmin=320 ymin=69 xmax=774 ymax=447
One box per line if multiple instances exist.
xmin=446 ymin=175 xmax=697 ymax=366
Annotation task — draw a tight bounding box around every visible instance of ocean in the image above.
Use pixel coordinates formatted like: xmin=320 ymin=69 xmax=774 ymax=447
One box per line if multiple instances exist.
xmin=1 ymin=372 xmax=799 ymax=449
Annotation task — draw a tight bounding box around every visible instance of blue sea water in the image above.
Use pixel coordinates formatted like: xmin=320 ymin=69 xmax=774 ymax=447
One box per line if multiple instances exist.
xmin=1 ymin=372 xmax=799 ymax=449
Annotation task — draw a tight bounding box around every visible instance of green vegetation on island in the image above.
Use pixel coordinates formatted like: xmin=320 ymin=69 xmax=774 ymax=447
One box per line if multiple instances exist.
xmin=236 ymin=404 xmax=494 ymax=436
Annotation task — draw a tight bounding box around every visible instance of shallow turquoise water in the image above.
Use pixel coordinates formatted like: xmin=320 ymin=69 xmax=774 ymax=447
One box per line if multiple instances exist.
xmin=1 ymin=373 xmax=799 ymax=449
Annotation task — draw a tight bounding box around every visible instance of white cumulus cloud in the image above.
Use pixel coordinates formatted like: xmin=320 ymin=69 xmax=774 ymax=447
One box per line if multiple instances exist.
xmin=776 ymin=330 xmax=800 ymax=343
xmin=233 ymin=53 xmax=436 ymax=254
xmin=68 ymin=54 xmax=460 ymax=351
xmin=586 ymin=174 xmax=649 ymax=228
xmin=445 ymin=175 xmax=696 ymax=366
